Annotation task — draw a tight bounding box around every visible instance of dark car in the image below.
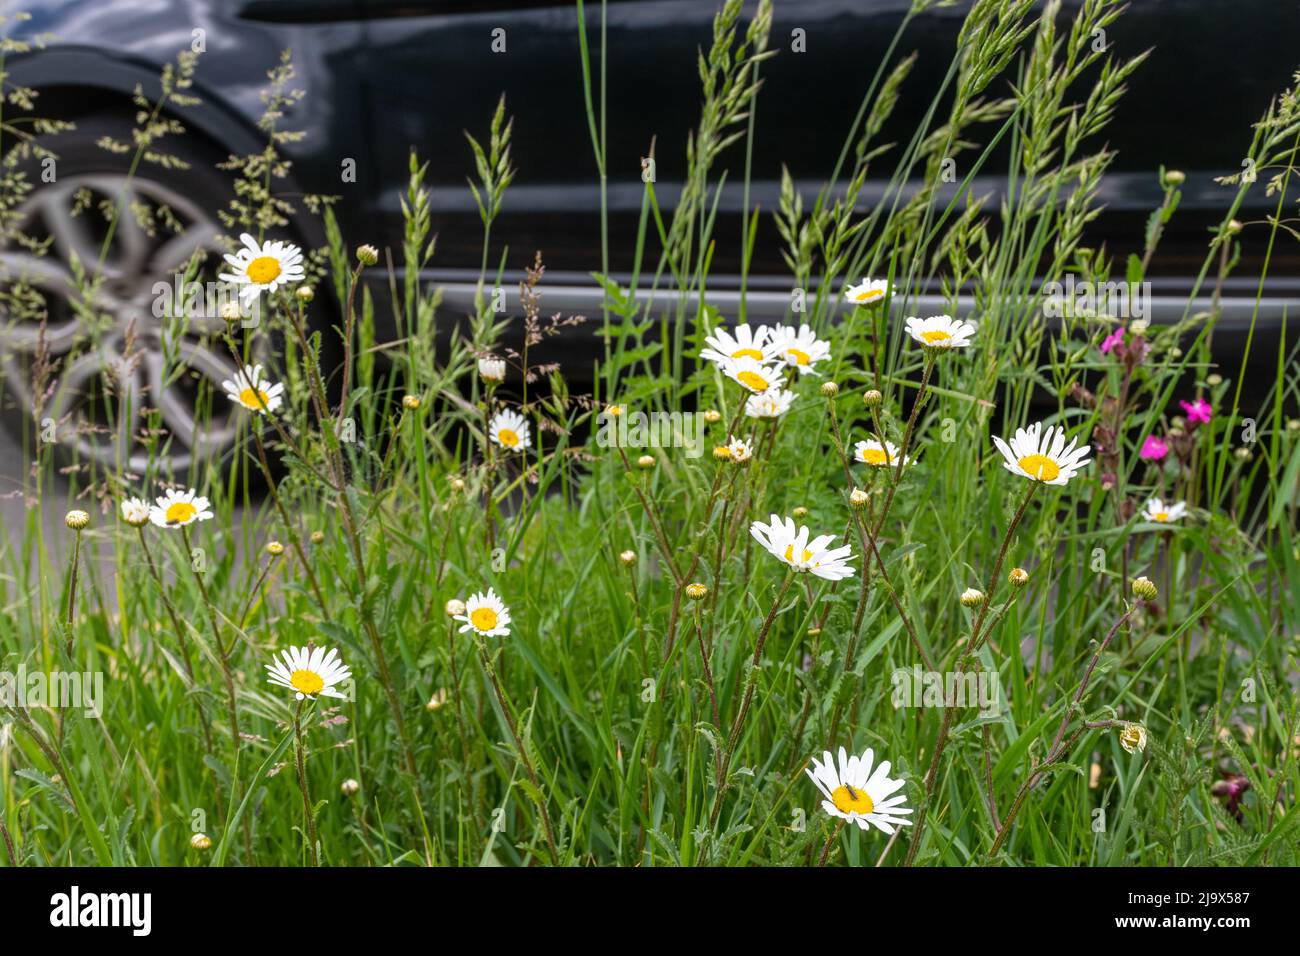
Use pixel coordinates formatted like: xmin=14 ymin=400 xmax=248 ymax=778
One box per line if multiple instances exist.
xmin=2 ymin=0 xmax=1296 ymax=472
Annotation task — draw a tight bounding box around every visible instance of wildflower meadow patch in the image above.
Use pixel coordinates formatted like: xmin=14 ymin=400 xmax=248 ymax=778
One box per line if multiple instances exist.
xmin=0 ymin=0 xmax=1296 ymax=889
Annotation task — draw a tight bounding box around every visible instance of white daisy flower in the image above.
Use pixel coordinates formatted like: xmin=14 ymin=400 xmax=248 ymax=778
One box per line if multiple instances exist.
xmin=725 ymin=435 xmax=753 ymax=462
xmin=745 ymin=388 xmax=795 ymax=419
xmin=265 ymin=645 xmax=352 ymax=700
xmin=844 ymin=278 xmax=891 ymax=307
xmin=455 ymin=588 xmax=512 ymax=637
xmin=478 ymin=357 xmax=506 ymax=382
xmin=119 ymin=497 xmax=150 ymax=527
xmin=853 ymin=438 xmax=909 ymax=468
xmin=700 ymin=323 xmax=778 ymax=366
xmin=750 ymin=514 xmax=855 ymax=581
xmin=218 ymin=233 xmax=306 ymax=303
xmin=149 ymin=489 xmax=214 ymax=528
xmin=806 ymin=746 xmax=914 ymax=834
xmin=770 ymin=323 xmax=831 ymax=375
xmin=488 ymin=408 xmax=531 ymax=452
xmin=1142 ymin=497 xmax=1187 ymax=524
xmin=222 ymin=363 xmax=285 ymax=415
xmin=904 ymin=314 xmax=976 ymax=349
xmin=992 ymin=421 xmax=1091 ymax=486
xmin=722 ymin=356 xmax=783 ymax=395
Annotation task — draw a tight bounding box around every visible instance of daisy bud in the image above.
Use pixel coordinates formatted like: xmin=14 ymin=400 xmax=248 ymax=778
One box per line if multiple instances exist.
xmin=445 ymin=598 xmax=467 ymax=617
xmin=1129 ymin=319 xmax=1149 ymax=336
xmin=64 ymin=510 xmax=89 ymax=531
xmin=1287 ymin=419 xmax=1300 ymax=432
xmin=356 ymin=244 xmax=379 ymax=267
xmin=636 ymin=454 xmax=656 ymax=470
xmin=792 ymin=506 xmax=809 ymax=519
xmin=1170 ymin=347 xmax=1182 ymax=359
xmin=449 ymin=477 xmax=466 ymax=493
xmin=849 ymin=488 xmax=869 ymax=509
xmin=820 ymin=381 xmax=839 ymax=398
xmin=1131 ymin=576 xmax=1158 ymax=601
xmin=685 ymin=582 xmax=709 ymax=601
xmin=426 ymin=688 xmax=448 ymax=711
xmin=340 ymin=778 xmax=360 ymax=796
xmin=1009 ymin=567 xmax=1029 ymax=588
xmin=960 ymin=587 xmax=985 ymax=608
xmin=1207 ymin=373 xmax=1223 ymax=386
xmin=618 ymin=549 xmax=637 ymax=567
xmin=296 ymin=285 xmax=315 ymax=302
xmin=1234 ymin=447 xmax=1252 ymax=461
xmin=478 ymin=357 xmax=506 ymax=382
xmin=703 ymin=409 xmax=722 ymax=424
xmin=266 ymin=540 xmax=284 ymax=556
xmin=863 ymin=389 xmax=883 ymax=408
xmin=1226 ymin=219 xmax=1243 ymax=236
xmin=190 ymin=833 xmax=212 ymax=851
xmin=220 ymin=301 xmax=243 ymax=324
xmin=1118 ymin=722 xmax=1148 ymax=754
xmin=806 ymin=627 xmax=822 ymax=637
xmin=120 ymin=498 xmax=150 ymax=528
xmin=1163 ymin=169 xmax=1185 ymax=186
xmin=402 ymin=395 xmax=421 ymax=410
xmin=310 ymin=530 xmax=325 ymax=544
xmin=712 ymin=445 xmax=732 ymax=461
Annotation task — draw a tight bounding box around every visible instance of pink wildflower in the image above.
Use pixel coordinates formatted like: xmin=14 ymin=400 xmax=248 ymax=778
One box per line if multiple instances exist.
xmin=1180 ymin=397 xmax=1212 ymax=424
xmin=1100 ymin=327 xmax=1125 ymax=354
xmin=1139 ymin=435 xmax=1169 ymax=461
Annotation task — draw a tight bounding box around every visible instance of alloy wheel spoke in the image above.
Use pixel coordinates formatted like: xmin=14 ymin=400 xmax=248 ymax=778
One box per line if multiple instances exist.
xmin=0 ymin=250 xmax=85 ymax=354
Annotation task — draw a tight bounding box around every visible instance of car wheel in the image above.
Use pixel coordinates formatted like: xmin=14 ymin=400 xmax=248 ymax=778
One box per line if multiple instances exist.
xmin=0 ymin=116 xmax=277 ymax=476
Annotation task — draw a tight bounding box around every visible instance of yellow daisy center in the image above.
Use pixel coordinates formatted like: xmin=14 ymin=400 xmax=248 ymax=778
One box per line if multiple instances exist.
xmin=787 ymin=347 xmax=811 ymax=366
xmin=831 ymin=784 xmax=874 ymax=815
xmin=1018 ymin=454 xmax=1061 ymax=482
xmin=853 ymin=290 xmax=880 ymax=303
xmin=164 ymin=501 xmax=197 ymax=524
xmin=246 ymin=256 xmax=282 ymax=285
xmin=731 ymin=348 xmax=764 ymax=360
xmin=239 ymin=387 xmax=269 ymax=410
xmin=737 ymin=370 xmax=770 ymax=392
xmin=859 ymin=447 xmax=889 ymax=466
xmin=471 ymin=607 xmax=499 ymax=631
xmin=290 ymin=669 xmax=324 ymax=696
xmin=920 ymin=329 xmax=952 ymax=344
xmin=497 ymin=428 xmax=520 ymax=448
xmin=1153 ymin=511 xmax=1169 ymax=522
xmin=783 ymin=544 xmax=814 ymax=564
